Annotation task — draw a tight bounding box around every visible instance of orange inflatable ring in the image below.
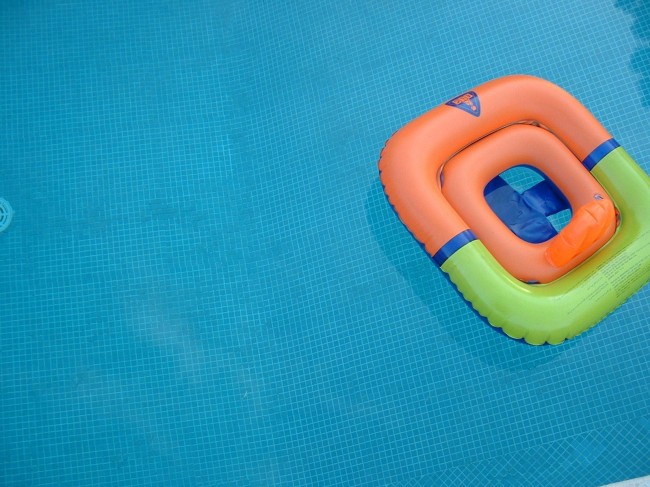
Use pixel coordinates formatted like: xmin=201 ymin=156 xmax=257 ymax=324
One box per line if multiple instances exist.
xmin=379 ymin=75 xmax=650 ymax=344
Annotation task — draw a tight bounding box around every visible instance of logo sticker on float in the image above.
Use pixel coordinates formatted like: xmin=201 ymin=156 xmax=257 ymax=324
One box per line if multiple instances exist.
xmin=446 ymin=91 xmax=481 ymax=117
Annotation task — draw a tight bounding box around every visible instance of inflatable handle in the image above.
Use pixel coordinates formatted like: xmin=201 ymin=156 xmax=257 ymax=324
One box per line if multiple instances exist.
xmin=545 ymin=198 xmax=615 ymax=268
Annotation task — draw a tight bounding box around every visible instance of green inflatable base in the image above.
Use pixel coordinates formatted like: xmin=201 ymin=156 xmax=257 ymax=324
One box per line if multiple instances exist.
xmin=442 ymin=147 xmax=650 ymax=345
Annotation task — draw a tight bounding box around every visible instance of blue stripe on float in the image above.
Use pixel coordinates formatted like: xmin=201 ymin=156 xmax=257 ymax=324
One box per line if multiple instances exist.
xmin=433 ymin=230 xmax=477 ymax=266
xmin=582 ymin=138 xmax=620 ymax=171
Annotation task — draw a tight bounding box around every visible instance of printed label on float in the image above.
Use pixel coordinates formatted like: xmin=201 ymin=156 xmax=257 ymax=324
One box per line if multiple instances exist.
xmin=445 ymin=91 xmax=481 ymax=117
xmin=566 ymin=227 xmax=650 ymax=316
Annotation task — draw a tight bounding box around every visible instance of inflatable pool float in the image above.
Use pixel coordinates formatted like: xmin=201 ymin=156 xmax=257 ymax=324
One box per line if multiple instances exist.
xmin=379 ymin=75 xmax=650 ymax=345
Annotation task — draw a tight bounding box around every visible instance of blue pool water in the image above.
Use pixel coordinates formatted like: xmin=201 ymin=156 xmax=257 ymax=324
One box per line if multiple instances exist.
xmin=1 ymin=1 xmax=649 ymax=486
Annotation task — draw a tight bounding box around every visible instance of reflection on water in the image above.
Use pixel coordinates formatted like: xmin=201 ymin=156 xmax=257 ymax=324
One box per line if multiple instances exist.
xmin=616 ymin=0 xmax=650 ymax=105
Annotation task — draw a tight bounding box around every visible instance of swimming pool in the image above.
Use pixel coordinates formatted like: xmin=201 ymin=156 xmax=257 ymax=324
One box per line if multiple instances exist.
xmin=1 ymin=1 xmax=649 ymax=486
